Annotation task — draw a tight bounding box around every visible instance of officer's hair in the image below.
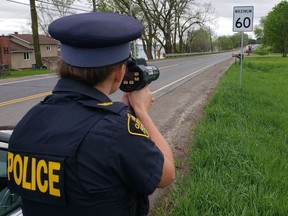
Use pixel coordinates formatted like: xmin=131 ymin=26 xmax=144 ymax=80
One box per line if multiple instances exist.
xmin=58 ymin=60 xmax=126 ymax=86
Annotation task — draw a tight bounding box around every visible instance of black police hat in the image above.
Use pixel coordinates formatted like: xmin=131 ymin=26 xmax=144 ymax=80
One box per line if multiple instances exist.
xmin=48 ymin=12 xmax=143 ymax=68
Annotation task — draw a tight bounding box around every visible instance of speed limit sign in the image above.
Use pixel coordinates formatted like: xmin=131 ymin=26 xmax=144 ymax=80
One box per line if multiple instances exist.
xmin=233 ymin=6 xmax=254 ymax=32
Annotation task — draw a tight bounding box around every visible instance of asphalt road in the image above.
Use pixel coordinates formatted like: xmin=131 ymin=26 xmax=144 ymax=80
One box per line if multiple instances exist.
xmin=0 ymin=52 xmax=232 ymax=128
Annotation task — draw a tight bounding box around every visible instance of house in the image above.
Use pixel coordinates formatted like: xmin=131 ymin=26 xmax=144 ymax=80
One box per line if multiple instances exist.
xmin=0 ymin=33 xmax=59 ymax=70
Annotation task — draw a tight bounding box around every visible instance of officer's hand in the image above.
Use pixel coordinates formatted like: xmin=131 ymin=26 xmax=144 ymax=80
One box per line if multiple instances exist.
xmin=125 ymin=86 xmax=154 ymax=116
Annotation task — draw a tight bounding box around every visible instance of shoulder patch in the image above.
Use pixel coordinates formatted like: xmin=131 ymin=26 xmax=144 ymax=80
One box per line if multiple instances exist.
xmin=127 ymin=113 xmax=149 ymax=137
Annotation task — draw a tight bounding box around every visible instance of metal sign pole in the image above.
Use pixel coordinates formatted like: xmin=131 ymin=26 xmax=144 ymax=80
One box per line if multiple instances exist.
xmin=233 ymin=6 xmax=254 ymax=90
xmin=240 ymin=32 xmax=244 ymax=90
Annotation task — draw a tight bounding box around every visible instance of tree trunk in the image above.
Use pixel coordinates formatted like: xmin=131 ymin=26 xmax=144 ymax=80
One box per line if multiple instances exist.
xmin=142 ymin=39 xmax=153 ymax=59
xmin=164 ymin=29 xmax=173 ymax=54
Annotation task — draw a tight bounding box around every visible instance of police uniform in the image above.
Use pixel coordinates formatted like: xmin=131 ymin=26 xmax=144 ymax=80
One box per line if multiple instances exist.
xmin=7 ymin=12 xmax=164 ymax=216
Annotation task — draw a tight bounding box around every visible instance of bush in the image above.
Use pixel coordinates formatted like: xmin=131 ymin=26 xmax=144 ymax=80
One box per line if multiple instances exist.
xmin=253 ymin=46 xmax=272 ymax=55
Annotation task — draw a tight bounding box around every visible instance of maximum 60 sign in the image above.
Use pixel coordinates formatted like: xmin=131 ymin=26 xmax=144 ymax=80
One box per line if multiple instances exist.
xmin=233 ymin=6 xmax=254 ymax=32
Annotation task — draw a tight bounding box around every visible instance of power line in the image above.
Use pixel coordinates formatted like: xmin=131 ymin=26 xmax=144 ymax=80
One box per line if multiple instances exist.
xmin=35 ymin=0 xmax=91 ymax=12
xmin=6 ymin=0 xmax=60 ymax=13
xmin=39 ymin=0 xmax=92 ymax=11
xmin=6 ymin=0 xmax=91 ymax=13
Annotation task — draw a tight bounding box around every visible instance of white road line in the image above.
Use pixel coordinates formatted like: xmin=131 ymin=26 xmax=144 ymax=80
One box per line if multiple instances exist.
xmin=152 ymin=61 xmax=223 ymax=94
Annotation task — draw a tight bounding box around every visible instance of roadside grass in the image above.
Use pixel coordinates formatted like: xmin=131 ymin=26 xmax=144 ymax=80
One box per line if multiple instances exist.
xmin=154 ymin=57 xmax=288 ymax=215
xmin=0 ymin=68 xmax=55 ymax=79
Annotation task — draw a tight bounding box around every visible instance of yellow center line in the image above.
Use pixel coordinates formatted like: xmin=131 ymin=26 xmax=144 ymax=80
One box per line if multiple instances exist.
xmin=0 ymin=62 xmax=178 ymax=107
xmin=0 ymin=91 xmax=52 ymax=107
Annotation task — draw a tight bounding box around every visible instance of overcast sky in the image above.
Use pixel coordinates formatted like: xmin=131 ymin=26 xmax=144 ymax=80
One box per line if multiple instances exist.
xmin=0 ymin=0 xmax=283 ymax=37
xmin=204 ymin=0 xmax=282 ymax=37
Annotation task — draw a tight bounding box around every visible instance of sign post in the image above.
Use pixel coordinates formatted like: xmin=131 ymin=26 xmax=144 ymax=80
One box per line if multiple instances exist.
xmin=233 ymin=6 xmax=254 ymax=89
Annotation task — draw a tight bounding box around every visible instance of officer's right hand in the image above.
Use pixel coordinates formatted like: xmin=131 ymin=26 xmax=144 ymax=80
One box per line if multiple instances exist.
xmin=124 ymin=86 xmax=154 ymax=116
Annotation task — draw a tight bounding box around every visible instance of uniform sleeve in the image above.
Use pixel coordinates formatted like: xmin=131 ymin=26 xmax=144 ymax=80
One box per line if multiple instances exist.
xmin=110 ymin=114 xmax=164 ymax=195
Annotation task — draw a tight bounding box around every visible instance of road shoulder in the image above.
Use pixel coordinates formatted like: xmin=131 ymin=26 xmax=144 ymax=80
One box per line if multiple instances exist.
xmin=148 ymin=58 xmax=235 ymax=215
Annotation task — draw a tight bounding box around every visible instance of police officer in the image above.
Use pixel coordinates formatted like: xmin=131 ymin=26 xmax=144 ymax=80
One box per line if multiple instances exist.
xmin=7 ymin=12 xmax=175 ymax=216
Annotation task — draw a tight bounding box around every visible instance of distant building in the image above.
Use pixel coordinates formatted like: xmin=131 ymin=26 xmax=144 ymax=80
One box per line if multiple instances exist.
xmin=0 ymin=36 xmax=11 ymax=68
xmin=0 ymin=33 xmax=59 ymax=70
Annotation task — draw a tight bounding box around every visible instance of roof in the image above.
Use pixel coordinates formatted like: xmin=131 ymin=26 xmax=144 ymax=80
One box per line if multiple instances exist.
xmin=10 ymin=34 xmax=59 ymax=45
xmin=10 ymin=41 xmax=32 ymax=53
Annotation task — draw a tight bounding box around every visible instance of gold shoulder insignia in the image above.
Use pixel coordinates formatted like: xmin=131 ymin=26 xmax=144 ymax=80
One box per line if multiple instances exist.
xmin=127 ymin=114 xmax=149 ymax=137
xmin=97 ymin=102 xmax=113 ymax=106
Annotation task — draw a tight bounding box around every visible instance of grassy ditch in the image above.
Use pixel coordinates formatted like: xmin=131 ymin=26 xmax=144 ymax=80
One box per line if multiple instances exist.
xmin=155 ymin=57 xmax=288 ymax=215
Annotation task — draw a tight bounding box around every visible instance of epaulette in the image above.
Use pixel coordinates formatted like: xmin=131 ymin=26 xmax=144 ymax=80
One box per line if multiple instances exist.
xmin=79 ymin=100 xmax=128 ymax=116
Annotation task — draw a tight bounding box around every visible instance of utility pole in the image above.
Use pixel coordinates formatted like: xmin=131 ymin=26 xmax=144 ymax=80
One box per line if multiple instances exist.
xmin=92 ymin=0 xmax=97 ymax=12
xmin=30 ymin=0 xmax=42 ymax=68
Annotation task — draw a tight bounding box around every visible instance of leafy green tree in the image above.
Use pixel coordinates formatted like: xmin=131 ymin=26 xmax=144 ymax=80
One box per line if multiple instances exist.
xmin=94 ymin=0 xmax=114 ymax=12
xmin=189 ymin=28 xmax=210 ymax=52
xmin=263 ymin=0 xmax=288 ymax=57
xmin=215 ymin=36 xmax=232 ymax=51
xmin=215 ymin=33 xmax=249 ymax=51
xmin=230 ymin=33 xmax=249 ymax=49
xmin=253 ymin=17 xmax=266 ymax=43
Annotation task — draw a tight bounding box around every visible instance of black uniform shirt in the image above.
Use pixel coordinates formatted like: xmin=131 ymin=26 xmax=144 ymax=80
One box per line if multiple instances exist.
xmin=8 ymin=79 xmax=164 ymax=216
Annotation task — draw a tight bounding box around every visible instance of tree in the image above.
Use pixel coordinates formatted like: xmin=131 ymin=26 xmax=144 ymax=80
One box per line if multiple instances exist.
xmin=130 ymin=0 xmax=214 ymax=57
xmin=176 ymin=2 xmax=214 ymax=53
xmin=215 ymin=36 xmax=232 ymax=51
xmin=144 ymin=0 xmax=176 ymax=55
xmin=113 ymin=0 xmax=156 ymax=59
xmin=230 ymin=33 xmax=249 ymax=49
xmin=148 ymin=0 xmax=214 ymax=54
xmin=185 ymin=28 xmax=197 ymax=52
xmin=37 ymin=0 xmax=78 ymax=36
xmin=91 ymin=0 xmax=115 ymax=12
xmin=253 ymin=17 xmax=266 ymax=44
xmin=189 ymin=28 xmax=210 ymax=52
xmin=214 ymin=33 xmax=249 ymax=51
xmin=263 ymin=0 xmax=288 ymax=57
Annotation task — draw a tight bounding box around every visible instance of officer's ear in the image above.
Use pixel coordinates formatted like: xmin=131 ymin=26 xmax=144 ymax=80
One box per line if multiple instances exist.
xmin=114 ymin=63 xmax=126 ymax=83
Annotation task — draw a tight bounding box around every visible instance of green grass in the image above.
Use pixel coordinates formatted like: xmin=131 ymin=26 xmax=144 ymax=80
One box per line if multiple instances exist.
xmin=0 ymin=68 xmax=55 ymax=79
xmin=155 ymin=57 xmax=288 ymax=215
